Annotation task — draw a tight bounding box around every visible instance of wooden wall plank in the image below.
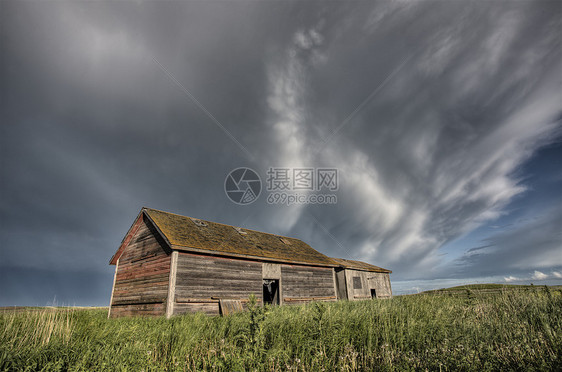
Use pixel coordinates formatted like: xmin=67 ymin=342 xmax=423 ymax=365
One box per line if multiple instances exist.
xmin=334 ymin=269 xmax=348 ymax=300
xmin=174 ymin=252 xmax=262 ymax=304
xmin=110 ymin=303 xmax=165 ymax=317
xmin=343 ymin=269 xmax=393 ymax=300
xmin=166 ymin=251 xmax=178 ymax=318
xmin=262 ymin=263 xmax=281 ymax=279
xmin=368 ymin=272 xmax=392 ymax=298
xmin=281 ymin=265 xmax=336 ymax=303
xmin=107 ymin=258 xmax=119 ymax=318
xmin=174 ymin=302 xmax=220 ymax=316
xmin=109 ymin=219 xmax=170 ymax=317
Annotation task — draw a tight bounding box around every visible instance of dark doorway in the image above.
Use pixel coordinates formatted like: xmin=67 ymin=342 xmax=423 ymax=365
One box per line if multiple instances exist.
xmin=263 ymin=279 xmax=279 ymax=305
xmin=371 ymin=289 xmax=377 ymax=299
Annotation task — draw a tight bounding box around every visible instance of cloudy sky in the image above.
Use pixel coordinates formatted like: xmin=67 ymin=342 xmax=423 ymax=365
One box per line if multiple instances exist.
xmin=1 ymin=0 xmax=561 ymax=305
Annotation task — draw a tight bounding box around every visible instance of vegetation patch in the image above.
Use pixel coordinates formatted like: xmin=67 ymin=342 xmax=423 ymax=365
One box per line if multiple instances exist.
xmin=1 ymin=285 xmax=561 ymax=371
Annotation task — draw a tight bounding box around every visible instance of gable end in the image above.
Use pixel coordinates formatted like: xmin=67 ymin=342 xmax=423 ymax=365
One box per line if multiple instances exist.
xmin=110 ymin=209 xmax=172 ymax=265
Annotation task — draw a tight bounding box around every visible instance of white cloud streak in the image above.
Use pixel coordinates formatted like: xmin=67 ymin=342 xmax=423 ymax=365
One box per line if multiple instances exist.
xmin=268 ymin=2 xmax=562 ymax=279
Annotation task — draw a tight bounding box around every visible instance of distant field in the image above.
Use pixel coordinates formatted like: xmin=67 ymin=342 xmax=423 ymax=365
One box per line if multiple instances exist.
xmin=1 ymin=285 xmax=561 ymax=371
xmin=0 ymin=306 xmax=105 ymax=313
xmin=418 ymin=283 xmax=562 ymax=296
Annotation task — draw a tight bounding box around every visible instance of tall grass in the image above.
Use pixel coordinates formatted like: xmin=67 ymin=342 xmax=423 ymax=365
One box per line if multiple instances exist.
xmin=1 ymin=287 xmax=560 ymax=371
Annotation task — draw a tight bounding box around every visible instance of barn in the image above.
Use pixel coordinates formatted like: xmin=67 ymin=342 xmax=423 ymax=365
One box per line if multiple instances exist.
xmin=331 ymin=258 xmax=392 ymax=301
xmin=108 ymin=207 xmax=392 ymax=317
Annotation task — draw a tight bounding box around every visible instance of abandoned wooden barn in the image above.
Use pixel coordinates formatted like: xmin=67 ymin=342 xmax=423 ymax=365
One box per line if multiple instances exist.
xmin=108 ymin=208 xmax=392 ymax=317
xmin=331 ymin=258 xmax=392 ymax=300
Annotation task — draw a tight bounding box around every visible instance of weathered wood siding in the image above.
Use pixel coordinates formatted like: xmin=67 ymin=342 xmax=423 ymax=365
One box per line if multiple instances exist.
xmin=281 ymin=265 xmax=336 ymax=304
xmin=344 ymin=269 xmax=392 ymax=300
xmin=262 ymin=263 xmax=281 ymax=279
xmin=174 ymin=302 xmax=220 ymax=316
xmin=369 ymin=272 xmax=392 ymax=298
xmin=173 ymin=252 xmax=263 ymax=316
xmin=334 ymin=268 xmax=348 ymax=300
xmin=110 ymin=219 xmax=171 ymax=317
xmin=109 ymin=303 xmax=166 ymax=317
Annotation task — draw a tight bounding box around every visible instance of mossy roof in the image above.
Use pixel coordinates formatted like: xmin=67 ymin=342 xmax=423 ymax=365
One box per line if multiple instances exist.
xmin=143 ymin=208 xmax=338 ymax=267
xmin=331 ymin=257 xmax=391 ymax=273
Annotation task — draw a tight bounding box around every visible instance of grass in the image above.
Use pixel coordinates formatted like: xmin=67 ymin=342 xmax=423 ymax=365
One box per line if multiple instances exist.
xmin=1 ymin=285 xmax=561 ymax=371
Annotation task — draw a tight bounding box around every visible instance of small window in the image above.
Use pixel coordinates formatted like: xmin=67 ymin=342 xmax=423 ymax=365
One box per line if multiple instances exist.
xmin=234 ymin=227 xmax=247 ymax=235
xmin=353 ymin=277 xmax=362 ymax=289
xmin=190 ymin=218 xmax=208 ymax=227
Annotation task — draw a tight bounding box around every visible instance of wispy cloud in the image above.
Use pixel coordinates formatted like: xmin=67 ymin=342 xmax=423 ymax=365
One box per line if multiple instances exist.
xmin=532 ymin=271 xmax=548 ymax=281
xmin=281 ymin=1 xmax=562 ymax=279
xmin=504 ymin=276 xmax=518 ymax=283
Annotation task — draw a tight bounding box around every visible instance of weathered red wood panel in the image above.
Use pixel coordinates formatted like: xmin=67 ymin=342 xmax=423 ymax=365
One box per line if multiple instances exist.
xmin=110 ymin=218 xmax=170 ymax=317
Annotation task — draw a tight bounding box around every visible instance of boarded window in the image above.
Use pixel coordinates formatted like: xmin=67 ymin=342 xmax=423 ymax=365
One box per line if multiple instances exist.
xmin=353 ymin=276 xmax=362 ymax=289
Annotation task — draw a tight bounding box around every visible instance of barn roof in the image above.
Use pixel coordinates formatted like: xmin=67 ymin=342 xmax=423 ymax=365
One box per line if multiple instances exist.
xmin=119 ymin=207 xmax=338 ymax=267
xmin=331 ymin=257 xmax=392 ymax=273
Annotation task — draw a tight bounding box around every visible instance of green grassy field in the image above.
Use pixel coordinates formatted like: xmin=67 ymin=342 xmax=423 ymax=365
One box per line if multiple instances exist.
xmin=1 ymin=285 xmax=561 ymax=371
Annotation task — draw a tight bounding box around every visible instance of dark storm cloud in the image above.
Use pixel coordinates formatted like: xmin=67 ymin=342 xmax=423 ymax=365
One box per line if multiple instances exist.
xmin=1 ymin=0 xmax=280 ymax=304
xmin=1 ymin=1 xmax=560 ymax=304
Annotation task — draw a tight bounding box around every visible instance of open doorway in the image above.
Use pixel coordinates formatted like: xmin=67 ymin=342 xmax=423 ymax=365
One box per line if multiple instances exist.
xmin=370 ymin=289 xmax=377 ymax=299
xmin=263 ymin=279 xmax=279 ymax=305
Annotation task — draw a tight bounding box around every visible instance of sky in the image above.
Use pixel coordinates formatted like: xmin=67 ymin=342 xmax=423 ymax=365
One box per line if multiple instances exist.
xmin=1 ymin=0 xmax=561 ymax=306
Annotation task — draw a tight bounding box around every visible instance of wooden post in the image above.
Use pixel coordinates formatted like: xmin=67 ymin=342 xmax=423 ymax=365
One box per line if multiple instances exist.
xmin=166 ymin=251 xmax=178 ymax=318
xmin=332 ymin=268 xmax=338 ymax=300
xmin=107 ymin=258 xmax=119 ymax=318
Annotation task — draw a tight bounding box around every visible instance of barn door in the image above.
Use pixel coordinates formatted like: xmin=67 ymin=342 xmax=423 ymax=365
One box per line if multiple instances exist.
xmin=263 ymin=279 xmax=279 ymax=305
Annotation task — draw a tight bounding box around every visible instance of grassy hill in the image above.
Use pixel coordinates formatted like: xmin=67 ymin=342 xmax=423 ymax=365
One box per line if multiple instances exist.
xmin=1 ymin=285 xmax=561 ymax=371
xmin=418 ymin=283 xmax=562 ymax=296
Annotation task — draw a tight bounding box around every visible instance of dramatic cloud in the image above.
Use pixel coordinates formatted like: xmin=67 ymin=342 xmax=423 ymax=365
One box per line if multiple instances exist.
xmin=1 ymin=1 xmax=560 ymax=305
xmin=275 ymin=1 xmax=562 ymax=279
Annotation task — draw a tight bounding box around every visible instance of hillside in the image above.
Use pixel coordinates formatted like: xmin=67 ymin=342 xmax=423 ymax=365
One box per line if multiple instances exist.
xmin=419 ymin=283 xmax=562 ymax=296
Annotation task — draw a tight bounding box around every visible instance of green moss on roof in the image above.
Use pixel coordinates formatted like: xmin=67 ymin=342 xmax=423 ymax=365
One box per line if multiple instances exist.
xmin=331 ymin=257 xmax=391 ymax=273
xmin=143 ymin=208 xmax=337 ymax=267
